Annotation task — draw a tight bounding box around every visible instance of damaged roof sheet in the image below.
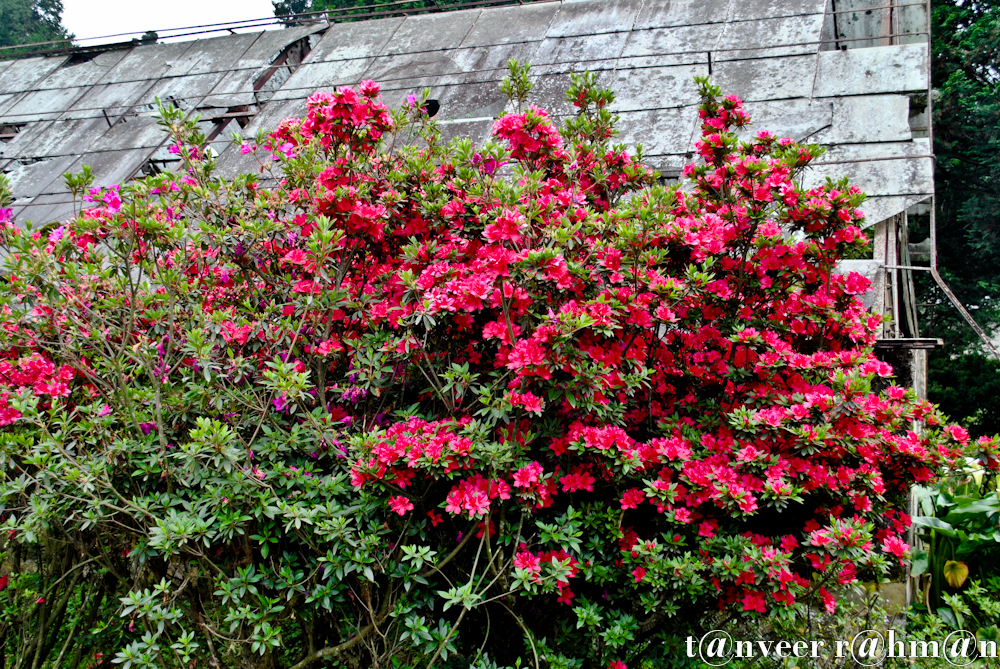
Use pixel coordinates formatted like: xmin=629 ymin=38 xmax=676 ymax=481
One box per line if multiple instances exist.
xmin=1 ymin=0 xmax=931 ymax=228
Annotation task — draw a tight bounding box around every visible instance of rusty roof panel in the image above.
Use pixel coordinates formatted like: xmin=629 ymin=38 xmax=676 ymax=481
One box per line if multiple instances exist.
xmin=170 ymin=32 xmax=260 ymax=76
xmin=634 ymin=0 xmax=729 ymax=30
xmin=273 ymin=58 xmax=380 ymax=101
xmin=621 ymin=24 xmax=726 ymax=59
xmin=616 ymin=108 xmax=699 ymax=156
xmin=0 ymin=92 xmax=21 ymax=116
xmin=461 ymin=3 xmax=559 ymax=47
xmin=101 ymin=41 xmax=198 ymax=84
xmin=518 ymin=71 xmax=613 ymax=116
xmin=531 ymin=33 xmax=630 ymax=73
xmin=855 ymin=195 xmax=929 ymax=227
xmin=385 ymin=10 xmax=482 ymax=55
xmin=730 ymin=0 xmax=828 ymax=21
xmin=711 ymin=54 xmax=816 ymax=101
xmin=897 ymin=3 xmax=928 ymax=46
xmin=738 ymin=99 xmax=833 ymax=141
xmin=141 ymin=73 xmax=228 ymax=109
xmin=616 ymin=50 xmax=710 ymax=70
xmin=830 ymin=0 xmax=884 ymax=50
xmin=606 ymin=63 xmax=705 ymax=112
xmin=20 ymin=192 xmax=74 ymax=208
xmin=449 ymin=42 xmax=546 ymax=84
xmin=813 ymin=44 xmax=928 ymax=96
xmin=11 ymin=203 xmax=58 ymax=227
xmin=803 ymin=140 xmax=933 ymax=199
xmin=715 ymin=14 xmax=825 ymax=59
xmin=64 ymin=79 xmax=157 ymax=120
xmin=11 ymin=117 xmax=108 ymax=159
xmin=35 ymin=50 xmax=129 ymax=90
xmin=547 ymin=0 xmax=644 ymax=37
xmin=0 ymin=56 xmax=68 ymax=95
xmin=4 ymin=154 xmax=77 ymax=199
xmin=86 ymin=115 xmax=166 ymax=153
xmin=195 ymin=27 xmax=329 ymax=110
xmin=437 ymin=117 xmax=493 ymax=147
xmin=361 ymin=53 xmax=469 ymax=90
xmin=232 ymin=25 xmax=326 ymax=68
xmin=0 ymin=120 xmax=54 ymax=159
xmin=59 ymin=148 xmax=151 ymax=193
xmin=435 ymin=82 xmax=508 ymax=121
xmin=303 ymin=17 xmax=404 ymax=63
xmin=812 ymin=94 xmax=912 ymax=144
xmin=14 ymin=197 xmax=77 ymax=226
xmin=195 ymin=72 xmax=260 ymax=109
xmin=1 ymin=86 xmax=89 ymax=122
xmin=819 ymin=137 xmax=931 ymax=163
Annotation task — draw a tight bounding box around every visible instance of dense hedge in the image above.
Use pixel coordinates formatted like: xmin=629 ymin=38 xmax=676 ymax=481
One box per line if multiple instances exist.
xmin=0 ymin=66 xmax=994 ymax=668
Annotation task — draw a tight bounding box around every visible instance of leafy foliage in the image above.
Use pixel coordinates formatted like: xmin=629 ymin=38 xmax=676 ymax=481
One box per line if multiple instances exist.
xmin=0 ymin=63 xmax=994 ymax=668
xmin=928 ymin=352 xmax=1000 ymax=437
xmin=0 ymin=0 xmax=72 ymax=51
xmin=912 ymin=463 xmax=1000 ymax=607
xmin=906 ymin=464 xmax=1000 ymax=665
xmin=921 ymin=0 xmax=1000 ymax=436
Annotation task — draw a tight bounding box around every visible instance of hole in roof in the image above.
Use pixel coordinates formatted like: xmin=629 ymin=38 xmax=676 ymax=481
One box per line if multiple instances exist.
xmin=61 ymin=52 xmax=99 ymax=68
xmin=253 ymin=35 xmax=315 ymax=95
xmin=0 ymin=123 xmax=25 ymax=143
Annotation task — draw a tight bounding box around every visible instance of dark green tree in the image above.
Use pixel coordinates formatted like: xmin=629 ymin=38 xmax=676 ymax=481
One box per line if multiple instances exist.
xmin=919 ymin=0 xmax=1000 ymax=437
xmin=0 ymin=0 xmax=72 ymax=51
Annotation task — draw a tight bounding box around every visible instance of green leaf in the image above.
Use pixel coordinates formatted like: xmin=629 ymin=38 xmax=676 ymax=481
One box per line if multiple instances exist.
xmin=912 ymin=516 xmax=957 ymax=537
xmin=937 ymin=607 xmax=960 ymax=630
xmin=946 ymin=499 xmax=999 ymax=517
xmin=943 ymin=560 xmax=970 ymax=589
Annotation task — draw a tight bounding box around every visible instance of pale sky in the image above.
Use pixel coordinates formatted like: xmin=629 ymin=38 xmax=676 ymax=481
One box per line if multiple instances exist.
xmin=62 ymin=0 xmax=280 ymax=44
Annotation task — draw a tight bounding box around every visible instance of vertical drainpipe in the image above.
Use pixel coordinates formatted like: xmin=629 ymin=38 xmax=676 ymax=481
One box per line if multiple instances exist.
xmin=831 ymin=0 xmax=841 ymax=51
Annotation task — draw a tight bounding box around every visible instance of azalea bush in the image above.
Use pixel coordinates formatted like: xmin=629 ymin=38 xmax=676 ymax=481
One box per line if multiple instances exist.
xmin=0 ymin=63 xmax=996 ymax=668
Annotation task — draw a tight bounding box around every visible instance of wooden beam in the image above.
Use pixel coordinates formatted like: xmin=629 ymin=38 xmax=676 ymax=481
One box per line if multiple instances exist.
xmin=874 ymin=338 xmax=944 ymax=350
xmin=204 ymin=111 xmax=257 ymax=122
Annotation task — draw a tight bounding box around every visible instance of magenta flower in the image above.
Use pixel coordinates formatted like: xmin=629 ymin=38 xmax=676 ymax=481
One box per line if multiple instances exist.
xmin=105 ymin=190 xmax=122 ymax=213
xmin=388 ymin=496 xmax=414 ymax=516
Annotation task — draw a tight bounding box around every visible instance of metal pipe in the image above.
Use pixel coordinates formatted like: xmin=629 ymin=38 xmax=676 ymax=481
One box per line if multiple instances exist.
xmin=830 ymin=1 xmax=925 ymax=17
xmin=883 ymin=264 xmax=931 ymax=271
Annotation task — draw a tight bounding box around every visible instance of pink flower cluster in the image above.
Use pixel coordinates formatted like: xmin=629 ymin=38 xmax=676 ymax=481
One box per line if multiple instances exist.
xmin=0 ymin=353 xmax=75 ymax=426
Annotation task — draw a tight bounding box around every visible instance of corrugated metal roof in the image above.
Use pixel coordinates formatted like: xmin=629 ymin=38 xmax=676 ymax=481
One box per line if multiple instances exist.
xmin=0 ymin=0 xmax=932 ymax=230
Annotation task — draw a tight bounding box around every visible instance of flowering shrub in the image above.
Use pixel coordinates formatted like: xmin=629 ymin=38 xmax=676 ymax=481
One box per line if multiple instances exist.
xmin=0 ymin=64 xmax=996 ymax=668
